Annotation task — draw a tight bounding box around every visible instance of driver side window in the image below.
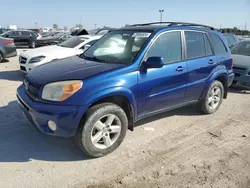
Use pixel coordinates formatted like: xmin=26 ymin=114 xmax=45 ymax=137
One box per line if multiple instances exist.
xmin=146 ymin=31 xmax=182 ymax=64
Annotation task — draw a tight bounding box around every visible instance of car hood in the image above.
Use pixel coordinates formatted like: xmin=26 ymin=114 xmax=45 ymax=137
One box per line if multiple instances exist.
xmin=232 ymin=54 xmax=250 ymax=68
xmin=27 ymin=56 xmax=125 ymax=85
xmin=20 ymin=45 xmax=74 ymax=58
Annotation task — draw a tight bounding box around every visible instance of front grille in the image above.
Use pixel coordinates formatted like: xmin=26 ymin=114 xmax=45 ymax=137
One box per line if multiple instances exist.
xmin=234 ymin=73 xmax=241 ymax=77
xmin=233 ymin=66 xmax=246 ymax=71
xmin=20 ymin=66 xmax=26 ymax=72
xmin=24 ymin=79 xmax=40 ymax=100
xmin=19 ymin=56 xmax=27 ymax=64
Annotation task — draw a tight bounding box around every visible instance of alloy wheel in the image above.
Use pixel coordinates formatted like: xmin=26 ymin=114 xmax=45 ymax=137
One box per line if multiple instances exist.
xmin=91 ymin=114 xmax=122 ymax=149
xmin=207 ymin=86 xmax=221 ymax=109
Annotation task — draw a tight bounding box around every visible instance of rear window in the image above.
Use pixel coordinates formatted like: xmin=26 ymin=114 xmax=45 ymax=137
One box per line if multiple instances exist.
xmin=21 ymin=31 xmax=31 ymax=36
xmin=231 ymin=41 xmax=250 ymax=56
xmin=209 ymin=33 xmax=228 ymax=55
xmin=58 ymin=37 xmax=85 ymax=48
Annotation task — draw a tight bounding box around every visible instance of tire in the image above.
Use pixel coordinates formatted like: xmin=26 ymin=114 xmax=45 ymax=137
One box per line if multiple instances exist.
xmin=198 ymin=80 xmax=224 ymax=114
xmin=0 ymin=52 xmax=3 ymax=62
xmin=75 ymin=103 xmax=128 ymax=158
xmin=29 ymin=41 xmax=36 ymax=48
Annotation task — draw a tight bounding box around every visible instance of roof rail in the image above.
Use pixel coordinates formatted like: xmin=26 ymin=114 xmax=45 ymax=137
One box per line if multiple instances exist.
xmin=131 ymin=22 xmax=218 ymax=30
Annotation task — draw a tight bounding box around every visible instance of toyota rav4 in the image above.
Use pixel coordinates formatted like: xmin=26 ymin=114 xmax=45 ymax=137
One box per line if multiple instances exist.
xmin=17 ymin=22 xmax=235 ymax=157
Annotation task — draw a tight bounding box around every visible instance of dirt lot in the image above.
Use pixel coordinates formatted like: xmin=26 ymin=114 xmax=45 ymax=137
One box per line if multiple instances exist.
xmin=0 ymin=56 xmax=250 ymax=188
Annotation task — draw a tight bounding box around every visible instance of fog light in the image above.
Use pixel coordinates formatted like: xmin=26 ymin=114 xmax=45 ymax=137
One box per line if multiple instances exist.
xmin=48 ymin=120 xmax=57 ymax=131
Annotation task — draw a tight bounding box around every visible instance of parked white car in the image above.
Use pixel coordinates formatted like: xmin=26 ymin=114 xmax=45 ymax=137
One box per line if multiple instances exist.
xmin=19 ymin=35 xmax=101 ymax=72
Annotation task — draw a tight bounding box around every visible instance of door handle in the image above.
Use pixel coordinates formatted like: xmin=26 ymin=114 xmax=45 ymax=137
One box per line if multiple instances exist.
xmin=176 ymin=66 xmax=184 ymax=72
xmin=208 ymin=59 xmax=215 ymax=65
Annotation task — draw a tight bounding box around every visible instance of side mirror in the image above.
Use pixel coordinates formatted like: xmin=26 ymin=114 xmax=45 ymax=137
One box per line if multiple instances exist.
xmin=144 ymin=57 xmax=164 ymax=69
xmin=83 ymin=44 xmax=91 ymax=51
xmin=76 ymin=49 xmax=84 ymax=55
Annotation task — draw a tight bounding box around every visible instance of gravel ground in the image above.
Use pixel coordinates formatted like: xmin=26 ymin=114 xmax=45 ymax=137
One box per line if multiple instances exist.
xmin=0 ymin=56 xmax=250 ymax=188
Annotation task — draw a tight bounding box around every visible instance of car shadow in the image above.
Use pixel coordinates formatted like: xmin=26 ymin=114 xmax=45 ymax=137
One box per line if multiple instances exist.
xmin=229 ymin=87 xmax=250 ymax=94
xmin=1 ymin=59 xmax=10 ymax=63
xmin=135 ymin=104 xmax=201 ymax=127
xmin=0 ymin=70 xmax=25 ymax=81
xmin=0 ymin=100 xmax=89 ymax=162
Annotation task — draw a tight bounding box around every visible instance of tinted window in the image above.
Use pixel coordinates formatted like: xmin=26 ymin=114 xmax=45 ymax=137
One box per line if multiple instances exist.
xmin=21 ymin=31 xmax=31 ymax=36
xmin=146 ymin=31 xmax=182 ymax=64
xmin=185 ymin=31 xmax=206 ymax=59
xmin=224 ymin=35 xmax=236 ymax=47
xmin=231 ymin=41 xmax=250 ymax=56
xmin=209 ymin=33 xmax=228 ymax=54
xmin=58 ymin=37 xmax=85 ymax=48
xmin=204 ymin=34 xmax=213 ymax=56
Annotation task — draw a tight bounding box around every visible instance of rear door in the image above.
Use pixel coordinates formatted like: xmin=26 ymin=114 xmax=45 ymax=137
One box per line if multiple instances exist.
xmin=184 ymin=31 xmax=218 ymax=102
xmin=209 ymin=32 xmax=232 ymax=70
xmin=20 ymin=31 xmax=32 ymax=46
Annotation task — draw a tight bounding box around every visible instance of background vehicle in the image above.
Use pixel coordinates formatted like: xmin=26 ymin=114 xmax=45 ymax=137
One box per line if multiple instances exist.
xmin=0 ymin=30 xmax=37 ymax=48
xmin=36 ymin=32 xmax=71 ymax=46
xmin=224 ymin=33 xmax=240 ymax=48
xmin=17 ymin=22 xmax=234 ymax=157
xmin=19 ymin=35 xmax=101 ymax=72
xmin=0 ymin=37 xmax=17 ymax=62
xmin=231 ymin=40 xmax=250 ymax=89
xmin=71 ymin=28 xmax=89 ymax=36
xmin=0 ymin=28 xmax=11 ymax=34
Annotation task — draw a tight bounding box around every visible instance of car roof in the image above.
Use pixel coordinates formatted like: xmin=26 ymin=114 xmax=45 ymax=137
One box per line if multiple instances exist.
xmin=119 ymin=22 xmax=220 ymax=33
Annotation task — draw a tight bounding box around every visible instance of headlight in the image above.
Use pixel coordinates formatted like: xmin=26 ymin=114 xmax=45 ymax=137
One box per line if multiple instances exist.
xmin=42 ymin=80 xmax=83 ymax=101
xmin=29 ymin=56 xmax=45 ymax=63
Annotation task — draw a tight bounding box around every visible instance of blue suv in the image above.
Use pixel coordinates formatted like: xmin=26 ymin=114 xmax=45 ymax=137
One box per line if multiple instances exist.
xmin=17 ymin=22 xmax=234 ymax=157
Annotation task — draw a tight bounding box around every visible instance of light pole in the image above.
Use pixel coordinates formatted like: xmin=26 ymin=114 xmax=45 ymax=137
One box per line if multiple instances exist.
xmin=35 ymin=21 xmax=38 ymax=29
xmin=94 ymin=24 xmax=97 ymax=29
xmin=159 ymin=9 xmax=164 ymax=23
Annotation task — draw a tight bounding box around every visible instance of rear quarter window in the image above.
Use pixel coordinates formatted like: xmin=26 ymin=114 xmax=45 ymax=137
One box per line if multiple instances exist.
xmin=209 ymin=33 xmax=228 ymax=55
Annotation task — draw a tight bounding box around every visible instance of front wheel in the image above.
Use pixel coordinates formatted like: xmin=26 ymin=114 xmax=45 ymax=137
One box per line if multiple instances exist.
xmin=0 ymin=53 xmax=3 ymax=62
xmin=198 ymin=80 xmax=224 ymax=114
xmin=75 ymin=103 xmax=128 ymax=158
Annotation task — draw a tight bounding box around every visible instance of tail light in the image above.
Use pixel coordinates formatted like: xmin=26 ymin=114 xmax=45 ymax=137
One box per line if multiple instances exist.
xmin=2 ymin=41 xmax=13 ymax=45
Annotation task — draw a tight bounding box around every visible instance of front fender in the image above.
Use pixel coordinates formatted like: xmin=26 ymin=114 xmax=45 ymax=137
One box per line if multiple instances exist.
xmin=83 ymin=86 xmax=137 ymax=118
xmin=199 ymin=69 xmax=228 ymax=100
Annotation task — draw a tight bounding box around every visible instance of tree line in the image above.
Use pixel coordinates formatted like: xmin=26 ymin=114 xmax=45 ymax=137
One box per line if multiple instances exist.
xmin=220 ymin=27 xmax=250 ymax=35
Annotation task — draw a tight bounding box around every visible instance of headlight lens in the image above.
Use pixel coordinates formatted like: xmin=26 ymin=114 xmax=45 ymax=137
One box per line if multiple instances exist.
xmin=42 ymin=80 xmax=83 ymax=101
xmin=29 ymin=56 xmax=45 ymax=63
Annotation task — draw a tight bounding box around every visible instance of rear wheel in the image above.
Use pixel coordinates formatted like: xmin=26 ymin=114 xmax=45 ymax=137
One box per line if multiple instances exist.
xmin=198 ymin=80 xmax=224 ymax=114
xmin=29 ymin=41 xmax=36 ymax=48
xmin=0 ymin=52 xmax=3 ymax=62
xmin=75 ymin=103 xmax=128 ymax=158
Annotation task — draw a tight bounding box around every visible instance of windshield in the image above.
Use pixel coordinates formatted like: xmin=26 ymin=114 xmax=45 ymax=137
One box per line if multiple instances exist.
xmin=0 ymin=31 xmax=11 ymax=36
xmin=231 ymin=41 xmax=250 ymax=56
xmin=58 ymin=37 xmax=86 ymax=48
xmin=82 ymin=30 xmax=152 ymax=64
xmin=52 ymin=33 xmax=65 ymax=38
xmin=224 ymin=35 xmax=236 ymax=47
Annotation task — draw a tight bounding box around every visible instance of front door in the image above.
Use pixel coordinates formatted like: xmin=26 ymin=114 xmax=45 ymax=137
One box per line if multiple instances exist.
xmin=137 ymin=31 xmax=187 ymax=117
xmin=20 ymin=31 xmax=32 ymax=46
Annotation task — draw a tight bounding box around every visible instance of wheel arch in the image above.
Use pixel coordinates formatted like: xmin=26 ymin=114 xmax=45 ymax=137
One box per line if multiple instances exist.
xmin=83 ymin=88 xmax=137 ymax=131
xmin=200 ymin=71 xmax=228 ymax=100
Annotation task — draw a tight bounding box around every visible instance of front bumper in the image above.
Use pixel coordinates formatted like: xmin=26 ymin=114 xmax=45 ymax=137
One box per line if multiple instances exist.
xmin=17 ymin=85 xmax=88 ymax=137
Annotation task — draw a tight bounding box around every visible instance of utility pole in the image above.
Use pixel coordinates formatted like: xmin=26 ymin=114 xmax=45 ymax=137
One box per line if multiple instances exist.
xmin=94 ymin=24 xmax=97 ymax=29
xmin=159 ymin=9 xmax=164 ymax=23
xmin=245 ymin=22 xmax=247 ymax=30
xmin=35 ymin=21 xmax=38 ymax=29
xmin=80 ymin=15 xmax=83 ymax=27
